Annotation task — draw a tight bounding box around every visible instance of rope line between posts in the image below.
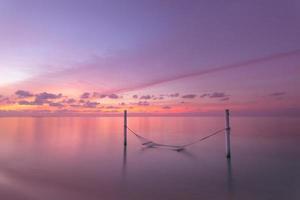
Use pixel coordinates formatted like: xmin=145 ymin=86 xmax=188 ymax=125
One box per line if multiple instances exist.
xmin=126 ymin=126 xmax=226 ymax=150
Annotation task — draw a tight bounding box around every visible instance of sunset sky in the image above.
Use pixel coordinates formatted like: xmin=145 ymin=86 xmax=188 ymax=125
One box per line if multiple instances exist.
xmin=0 ymin=0 xmax=300 ymax=116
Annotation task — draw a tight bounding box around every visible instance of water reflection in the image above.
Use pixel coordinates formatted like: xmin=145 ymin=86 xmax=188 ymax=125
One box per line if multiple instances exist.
xmin=0 ymin=117 xmax=299 ymax=200
xmin=226 ymin=158 xmax=234 ymax=197
xmin=122 ymin=146 xmax=127 ymax=178
xmin=177 ymin=149 xmax=197 ymax=160
xmin=139 ymin=145 xmax=197 ymax=160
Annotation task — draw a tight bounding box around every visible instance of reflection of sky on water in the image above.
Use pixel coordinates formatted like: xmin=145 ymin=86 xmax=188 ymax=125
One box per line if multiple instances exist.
xmin=0 ymin=117 xmax=299 ymax=199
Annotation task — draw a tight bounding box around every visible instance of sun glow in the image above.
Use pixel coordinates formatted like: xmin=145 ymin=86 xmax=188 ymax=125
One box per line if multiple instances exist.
xmin=0 ymin=68 xmax=30 ymax=86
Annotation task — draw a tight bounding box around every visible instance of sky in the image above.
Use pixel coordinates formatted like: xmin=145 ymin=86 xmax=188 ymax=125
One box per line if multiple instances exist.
xmin=0 ymin=0 xmax=300 ymax=116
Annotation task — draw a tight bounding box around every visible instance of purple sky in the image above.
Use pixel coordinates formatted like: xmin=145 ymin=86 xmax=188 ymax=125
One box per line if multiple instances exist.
xmin=0 ymin=0 xmax=300 ymax=116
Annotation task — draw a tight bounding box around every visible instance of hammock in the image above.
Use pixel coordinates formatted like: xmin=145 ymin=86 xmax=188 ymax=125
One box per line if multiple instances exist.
xmin=126 ymin=126 xmax=226 ymax=151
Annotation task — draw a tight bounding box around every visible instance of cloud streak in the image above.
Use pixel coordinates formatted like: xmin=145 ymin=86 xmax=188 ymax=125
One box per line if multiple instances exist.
xmin=182 ymin=94 xmax=197 ymax=99
xmin=140 ymin=95 xmax=152 ymax=100
xmin=270 ymin=92 xmax=286 ymax=96
xmin=112 ymin=49 xmax=300 ymax=93
xmin=200 ymin=92 xmax=230 ymax=101
xmin=209 ymin=92 xmax=228 ymax=98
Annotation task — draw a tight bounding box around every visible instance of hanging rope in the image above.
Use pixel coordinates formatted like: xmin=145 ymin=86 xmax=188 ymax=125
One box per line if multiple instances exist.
xmin=126 ymin=126 xmax=226 ymax=151
xmin=181 ymin=128 xmax=226 ymax=147
xmin=126 ymin=126 xmax=153 ymax=145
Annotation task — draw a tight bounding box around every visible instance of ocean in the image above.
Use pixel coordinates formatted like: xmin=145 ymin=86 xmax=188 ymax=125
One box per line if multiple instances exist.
xmin=0 ymin=116 xmax=299 ymax=200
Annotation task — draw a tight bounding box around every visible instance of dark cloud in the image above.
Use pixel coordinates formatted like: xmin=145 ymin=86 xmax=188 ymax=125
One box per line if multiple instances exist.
xmin=49 ymin=102 xmax=64 ymax=107
xmin=220 ymin=97 xmax=230 ymax=101
xmin=140 ymin=95 xmax=152 ymax=100
xmin=15 ymin=90 xmax=34 ymax=98
xmin=132 ymin=95 xmax=138 ymax=99
xmin=162 ymin=106 xmax=171 ymax=109
xmin=18 ymin=100 xmax=34 ymax=105
xmin=209 ymin=92 xmax=227 ymax=98
xmin=119 ymin=102 xmax=126 ymax=106
xmin=153 ymin=96 xmax=164 ymax=100
xmin=63 ymin=98 xmax=76 ymax=104
xmin=138 ymin=101 xmax=150 ymax=106
xmin=200 ymin=92 xmax=230 ymax=100
xmin=182 ymin=94 xmax=197 ymax=99
xmin=80 ymin=92 xmax=90 ymax=99
xmin=108 ymin=94 xmax=119 ymax=99
xmin=270 ymin=92 xmax=286 ymax=96
xmin=18 ymin=100 xmax=43 ymax=106
xmin=169 ymin=93 xmax=179 ymax=98
xmin=34 ymin=98 xmax=48 ymax=105
xmin=70 ymin=104 xmax=81 ymax=108
xmin=34 ymin=92 xmax=62 ymax=105
xmin=200 ymin=94 xmax=209 ymax=98
xmin=83 ymin=101 xmax=100 ymax=108
xmin=36 ymin=92 xmax=62 ymax=100
xmin=93 ymin=92 xmax=107 ymax=98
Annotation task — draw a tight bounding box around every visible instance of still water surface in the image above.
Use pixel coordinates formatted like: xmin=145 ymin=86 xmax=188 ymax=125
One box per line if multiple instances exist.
xmin=0 ymin=116 xmax=299 ymax=200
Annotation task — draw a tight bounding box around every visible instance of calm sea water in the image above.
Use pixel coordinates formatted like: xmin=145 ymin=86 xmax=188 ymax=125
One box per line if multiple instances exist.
xmin=0 ymin=116 xmax=299 ymax=200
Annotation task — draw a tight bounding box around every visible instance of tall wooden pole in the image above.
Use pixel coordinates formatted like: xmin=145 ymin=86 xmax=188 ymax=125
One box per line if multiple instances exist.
xmin=225 ymin=109 xmax=231 ymax=158
xmin=124 ymin=110 xmax=127 ymax=146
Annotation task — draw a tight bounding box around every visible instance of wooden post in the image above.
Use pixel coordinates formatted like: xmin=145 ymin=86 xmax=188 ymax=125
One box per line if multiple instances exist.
xmin=124 ymin=110 xmax=127 ymax=146
xmin=225 ymin=109 xmax=231 ymax=158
